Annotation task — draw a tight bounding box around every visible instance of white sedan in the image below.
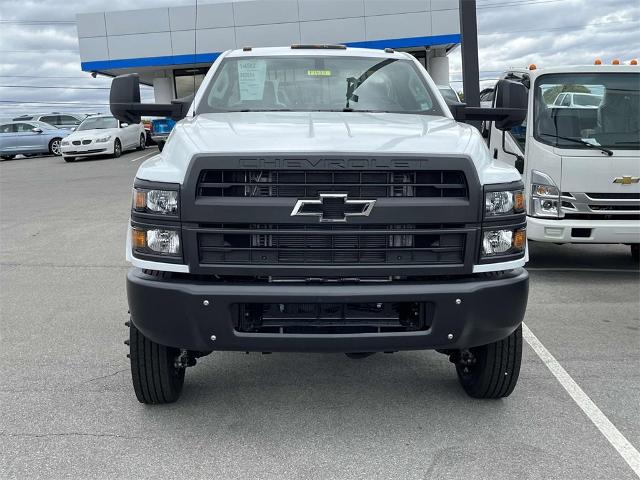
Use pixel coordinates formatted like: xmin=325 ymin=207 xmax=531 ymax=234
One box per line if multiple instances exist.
xmin=61 ymin=115 xmax=146 ymax=162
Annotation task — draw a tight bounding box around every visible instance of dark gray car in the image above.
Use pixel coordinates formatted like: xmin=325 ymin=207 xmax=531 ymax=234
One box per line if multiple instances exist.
xmin=0 ymin=121 xmax=71 ymax=160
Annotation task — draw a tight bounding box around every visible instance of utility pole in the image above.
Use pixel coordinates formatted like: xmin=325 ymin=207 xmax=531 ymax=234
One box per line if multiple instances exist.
xmin=459 ymin=0 xmax=481 ymax=128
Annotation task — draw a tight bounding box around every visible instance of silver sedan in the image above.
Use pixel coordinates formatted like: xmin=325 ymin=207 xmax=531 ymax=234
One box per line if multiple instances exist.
xmin=0 ymin=121 xmax=71 ymax=160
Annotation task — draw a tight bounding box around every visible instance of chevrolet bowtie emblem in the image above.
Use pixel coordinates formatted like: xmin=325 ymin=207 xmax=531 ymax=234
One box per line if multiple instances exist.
xmin=613 ymin=176 xmax=640 ymax=186
xmin=291 ymin=193 xmax=376 ymax=223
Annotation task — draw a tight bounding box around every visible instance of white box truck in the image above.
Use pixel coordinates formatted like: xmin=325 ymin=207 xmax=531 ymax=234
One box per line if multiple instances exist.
xmin=488 ymin=64 xmax=640 ymax=261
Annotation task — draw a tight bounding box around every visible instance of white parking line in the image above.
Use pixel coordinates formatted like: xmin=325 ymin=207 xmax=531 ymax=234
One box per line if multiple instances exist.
xmin=129 ymin=150 xmax=158 ymax=163
xmin=523 ymin=323 xmax=640 ymax=477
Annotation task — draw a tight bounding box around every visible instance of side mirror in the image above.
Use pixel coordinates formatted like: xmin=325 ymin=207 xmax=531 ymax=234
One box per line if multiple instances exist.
xmin=32 ymin=128 xmax=43 ymax=134
xmin=110 ymin=74 xmax=191 ymax=124
xmin=120 ymin=122 xmax=129 ymax=128
xmin=493 ymin=79 xmax=528 ymax=130
xmin=448 ymin=79 xmax=527 ymax=132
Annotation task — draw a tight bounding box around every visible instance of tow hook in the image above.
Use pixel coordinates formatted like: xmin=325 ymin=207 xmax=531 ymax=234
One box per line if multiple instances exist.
xmin=174 ymin=349 xmax=197 ymax=369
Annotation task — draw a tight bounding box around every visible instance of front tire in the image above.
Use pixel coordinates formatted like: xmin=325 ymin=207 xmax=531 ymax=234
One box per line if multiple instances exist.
xmin=49 ymin=138 xmax=62 ymax=156
xmin=113 ymin=139 xmax=122 ymax=158
xmin=129 ymin=322 xmax=185 ymax=404
xmin=455 ymin=325 xmax=522 ymax=399
xmin=632 ymin=244 xmax=639 ymax=264
xmin=0 ymin=155 xmax=15 ymax=160
xmin=136 ymin=134 xmax=146 ymax=151
xmin=63 ymin=156 xmax=76 ymax=163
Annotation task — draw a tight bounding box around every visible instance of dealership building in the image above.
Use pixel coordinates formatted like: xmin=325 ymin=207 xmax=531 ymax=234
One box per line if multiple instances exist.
xmin=76 ymin=0 xmax=461 ymax=103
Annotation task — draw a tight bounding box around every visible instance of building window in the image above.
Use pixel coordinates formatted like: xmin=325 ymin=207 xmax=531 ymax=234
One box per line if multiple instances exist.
xmin=174 ymin=67 xmax=209 ymax=99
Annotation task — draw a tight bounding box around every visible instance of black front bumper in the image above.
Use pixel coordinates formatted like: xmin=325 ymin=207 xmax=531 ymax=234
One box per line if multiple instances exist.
xmin=127 ymin=268 xmax=529 ymax=353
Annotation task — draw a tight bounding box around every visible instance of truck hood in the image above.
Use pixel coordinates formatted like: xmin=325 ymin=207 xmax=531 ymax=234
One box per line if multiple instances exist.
xmin=179 ymin=112 xmax=473 ymax=154
xmin=139 ymin=112 xmax=520 ymax=185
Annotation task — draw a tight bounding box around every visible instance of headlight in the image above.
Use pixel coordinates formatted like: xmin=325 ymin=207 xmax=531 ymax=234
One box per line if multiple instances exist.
xmin=481 ymin=228 xmax=526 ymax=257
xmin=530 ymin=170 xmax=562 ymax=218
xmin=61 ymin=140 xmax=69 ymax=146
xmin=132 ymin=227 xmax=181 ymax=256
xmin=133 ymin=188 xmax=179 ymax=215
xmin=95 ymin=135 xmax=111 ymax=143
xmin=485 ymin=189 xmax=525 ymax=217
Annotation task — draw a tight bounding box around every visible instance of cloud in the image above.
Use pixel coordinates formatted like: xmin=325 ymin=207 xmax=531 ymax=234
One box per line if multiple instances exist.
xmin=0 ymin=0 xmax=638 ymax=118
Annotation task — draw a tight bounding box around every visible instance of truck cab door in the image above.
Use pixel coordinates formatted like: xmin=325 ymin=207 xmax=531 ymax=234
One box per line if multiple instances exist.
xmin=488 ymin=119 xmax=526 ymax=173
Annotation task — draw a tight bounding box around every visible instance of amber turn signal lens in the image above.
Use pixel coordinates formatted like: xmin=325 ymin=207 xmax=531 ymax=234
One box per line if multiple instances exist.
xmin=514 ymin=191 xmax=525 ymax=212
xmin=513 ymin=229 xmax=526 ymax=250
xmin=132 ymin=228 xmax=147 ymax=249
xmin=133 ymin=189 xmax=147 ymax=210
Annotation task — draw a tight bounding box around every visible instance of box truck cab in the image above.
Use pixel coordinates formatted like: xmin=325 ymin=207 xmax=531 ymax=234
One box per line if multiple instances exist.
xmin=488 ymin=64 xmax=640 ymax=261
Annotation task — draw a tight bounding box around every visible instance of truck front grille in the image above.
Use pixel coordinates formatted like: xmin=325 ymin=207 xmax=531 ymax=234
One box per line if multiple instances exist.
xmin=197 ymin=224 xmax=466 ymax=265
xmin=197 ymin=170 xmax=468 ymax=198
xmin=561 ymin=192 xmax=640 ymax=220
xmin=235 ymin=301 xmax=432 ymax=334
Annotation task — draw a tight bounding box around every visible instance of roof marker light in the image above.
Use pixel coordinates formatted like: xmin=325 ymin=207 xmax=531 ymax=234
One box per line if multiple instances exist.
xmin=612 ymin=59 xmax=620 ymax=65
xmin=528 ymin=64 xmax=537 ymax=70
xmin=630 ymin=59 xmax=638 ymax=65
xmin=594 ymin=58 xmax=602 ymax=65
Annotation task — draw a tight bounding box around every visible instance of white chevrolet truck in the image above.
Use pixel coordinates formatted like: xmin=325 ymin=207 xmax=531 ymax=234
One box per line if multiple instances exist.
xmin=110 ymin=46 xmax=530 ymax=404
xmin=488 ymin=64 xmax=640 ymax=261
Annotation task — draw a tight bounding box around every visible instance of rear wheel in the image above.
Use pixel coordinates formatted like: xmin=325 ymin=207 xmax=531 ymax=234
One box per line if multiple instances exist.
xmin=137 ymin=134 xmax=146 ymax=150
xmin=128 ymin=321 xmax=185 ymax=404
xmin=454 ymin=325 xmax=522 ymax=399
xmin=113 ymin=139 xmax=122 ymax=158
xmin=63 ymin=156 xmax=76 ymax=163
xmin=632 ymin=244 xmax=639 ymax=264
xmin=48 ymin=138 xmax=62 ymax=156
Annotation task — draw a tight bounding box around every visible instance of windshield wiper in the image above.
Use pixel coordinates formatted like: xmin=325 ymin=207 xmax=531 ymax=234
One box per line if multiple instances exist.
xmin=538 ymin=133 xmax=613 ymax=156
xmin=344 ymin=58 xmax=396 ymax=110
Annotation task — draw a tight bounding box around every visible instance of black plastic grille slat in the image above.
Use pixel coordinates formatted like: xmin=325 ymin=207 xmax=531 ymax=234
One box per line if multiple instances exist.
xmin=197 ymin=170 xmax=468 ymax=199
xmin=198 ymin=224 xmax=466 ymax=265
xmin=586 ymin=192 xmax=640 ymax=200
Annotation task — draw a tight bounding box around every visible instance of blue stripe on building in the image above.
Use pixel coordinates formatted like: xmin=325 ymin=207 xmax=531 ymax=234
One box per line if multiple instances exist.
xmin=80 ymin=34 xmax=461 ymax=72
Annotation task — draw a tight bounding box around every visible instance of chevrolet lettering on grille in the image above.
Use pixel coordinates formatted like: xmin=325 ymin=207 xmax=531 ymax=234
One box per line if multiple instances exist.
xmin=290 ymin=193 xmax=376 ymax=223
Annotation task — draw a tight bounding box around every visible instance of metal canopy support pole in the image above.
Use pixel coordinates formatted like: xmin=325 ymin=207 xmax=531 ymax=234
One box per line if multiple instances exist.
xmin=459 ymin=0 xmax=481 ymax=129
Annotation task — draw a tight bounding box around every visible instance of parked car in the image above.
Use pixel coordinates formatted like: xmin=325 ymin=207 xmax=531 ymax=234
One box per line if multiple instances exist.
xmin=12 ymin=113 xmax=88 ymax=130
xmin=0 ymin=121 xmax=70 ymax=160
xmin=61 ymin=115 xmax=146 ymax=162
xmin=437 ymin=85 xmax=461 ymax=104
xmin=551 ymin=92 xmax=603 ymax=108
xmin=150 ymin=118 xmax=176 ymax=151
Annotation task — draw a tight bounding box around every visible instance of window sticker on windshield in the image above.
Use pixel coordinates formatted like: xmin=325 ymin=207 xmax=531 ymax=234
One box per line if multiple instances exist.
xmin=238 ymin=60 xmax=267 ymax=100
xmin=307 ymin=70 xmax=332 ymax=77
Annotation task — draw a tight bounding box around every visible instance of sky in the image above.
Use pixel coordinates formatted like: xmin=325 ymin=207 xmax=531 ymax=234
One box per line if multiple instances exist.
xmin=0 ymin=0 xmax=638 ymax=118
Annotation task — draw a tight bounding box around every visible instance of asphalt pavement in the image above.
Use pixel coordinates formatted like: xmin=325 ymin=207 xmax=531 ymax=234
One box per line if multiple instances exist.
xmin=1 ymin=151 xmax=638 ymax=479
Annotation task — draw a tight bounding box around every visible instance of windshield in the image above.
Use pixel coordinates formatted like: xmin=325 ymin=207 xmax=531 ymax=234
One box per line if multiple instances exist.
xmin=198 ymin=56 xmax=443 ymax=115
xmin=534 ymin=72 xmax=639 ymax=150
xmin=77 ymin=116 xmax=118 ymax=131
